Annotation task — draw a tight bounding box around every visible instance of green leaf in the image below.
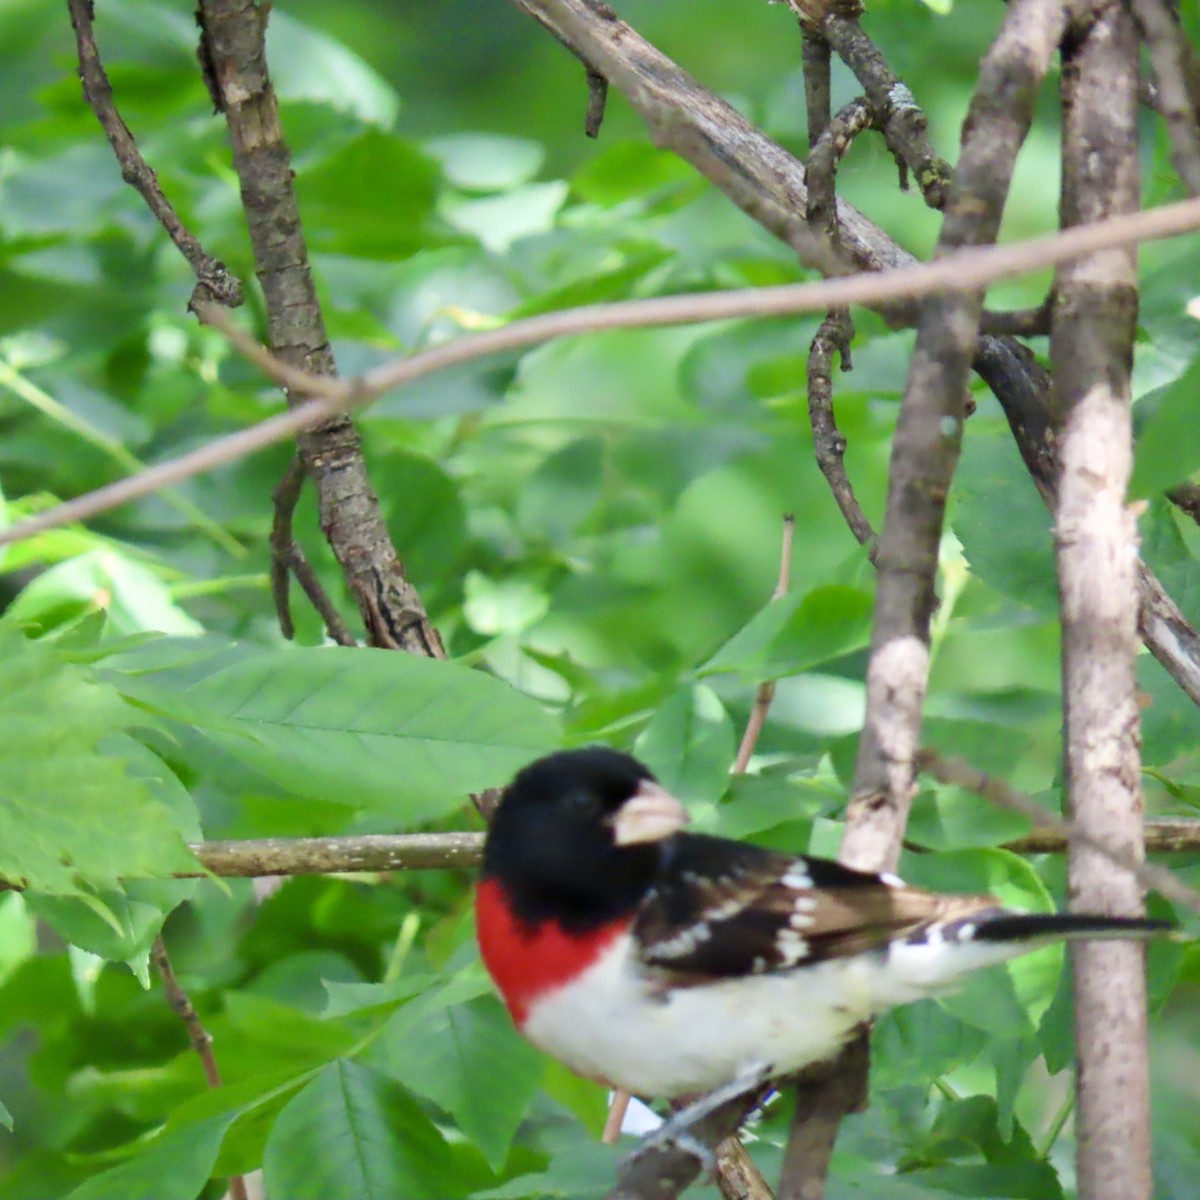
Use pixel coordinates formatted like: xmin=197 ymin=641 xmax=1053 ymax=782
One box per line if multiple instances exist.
xmin=635 ymin=685 xmax=734 ymax=806
xmin=424 ymin=134 xmax=544 ymax=192
xmin=262 ymin=1060 xmax=478 ymax=1200
xmin=372 ymin=995 xmax=542 ymax=1169
xmin=64 ymin=1111 xmax=238 ymax=1200
xmin=1132 ymin=360 xmax=1200 ymax=497
xmin=571 ymin=141 xmax=694 ymax=206
xmin=137 ymin=645 xmax=559 ymax=818
xmin=6 ymin=549 xmax=203 ymax=637
xmin=0 ymin=623 xmax=198 ymax=894
xmin=702 ymin=584 xmax=874 ymax=678
xmin=473 ymin=1137 xmax=619 ymax=1199
xmin=955 ymin=431 xmax=1058 ymax=615
xmin=296 ymin=129 xmax=443 ymax=258
xmin=267 ymin=11 xmax=400 ymax=126
xmin=900 ymin=848 xmax=1062 ymax=1034
xmin=517 ymin=437 xmax=605 ymax=542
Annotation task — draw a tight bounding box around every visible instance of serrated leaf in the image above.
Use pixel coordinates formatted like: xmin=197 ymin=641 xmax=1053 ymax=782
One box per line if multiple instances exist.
xmin=0 ymin=624 xmax=198 ymax=894
xmin=371 ymin=995 xmax=542 ymax=1169
xmin=137 ymin=645 xmax=558 ymax=819
xmin=262 ymin=1060 xmax=478 ymax=1200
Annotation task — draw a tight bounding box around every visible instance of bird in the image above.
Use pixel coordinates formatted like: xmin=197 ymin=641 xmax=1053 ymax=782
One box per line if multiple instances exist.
xmin=475 ymin=746 xmax=1170 ymax=1104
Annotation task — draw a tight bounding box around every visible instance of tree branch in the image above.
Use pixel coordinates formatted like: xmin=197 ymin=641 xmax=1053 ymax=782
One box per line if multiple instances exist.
xmin=66 ymin=0 xmax=243 ymax=308
xmin=1053 ymin=8 xmax=1152 ymax=1198
xmin=168 ymin=818 xmax=1200 ymax=880
xmin=804 ymin=8 xmax=952 ymax=208
xmin=196 ymin=0 xmax=442 ymax=657
xmin=152 ymin=935 xmax=249 ymax=1200
xmin=1131 ymin=0 xmax=1200 ymax=195
xmin=4 ymin=192 xmax=1200 ymax=553
xmin=915 ymin=753 xmax=1200 ymax=916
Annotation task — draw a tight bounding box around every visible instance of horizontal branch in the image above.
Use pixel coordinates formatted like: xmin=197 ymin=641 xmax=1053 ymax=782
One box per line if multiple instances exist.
xmin=191 ymin=832 xmax=484 ymax=876
xmin=3 ymin=195 xmax=1200 ymax=549
xmin=917 ymin=750 xmax=1200 ymax=915
xmin=183 ymin=821 xmax=1200 ymax=878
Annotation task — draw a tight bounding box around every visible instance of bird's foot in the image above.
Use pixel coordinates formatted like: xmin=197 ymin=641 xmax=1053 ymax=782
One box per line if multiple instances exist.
xmin=620 ymin=1064 xmax=775 ymax=1176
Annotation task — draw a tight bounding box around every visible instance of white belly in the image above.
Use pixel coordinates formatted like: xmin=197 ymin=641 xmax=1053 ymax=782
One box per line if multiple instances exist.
xmin=522 ymin=931 xmax=1023 ymax=1097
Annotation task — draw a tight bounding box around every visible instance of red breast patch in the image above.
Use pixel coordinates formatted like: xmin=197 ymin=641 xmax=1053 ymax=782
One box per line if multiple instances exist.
xmin=475 ymin=878 xmax=631 ymax=1027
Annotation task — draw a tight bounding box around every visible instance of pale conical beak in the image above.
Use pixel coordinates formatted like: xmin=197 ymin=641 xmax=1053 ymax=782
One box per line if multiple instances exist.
xmin=611 ymin=781 xmax=690 ymax=846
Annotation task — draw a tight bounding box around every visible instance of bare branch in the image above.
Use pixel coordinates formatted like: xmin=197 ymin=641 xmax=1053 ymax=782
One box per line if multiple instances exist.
xmin=805 ymin=9 xmax=952 ymax=208
xmin=915 ymin=751 xmax=1200 ymax=916
xmin=805 ymin=98 xmax=874 ymax=240
xmin=270 ymin=458 xmax=357 ymax=646
xmin=800 ymin=29 xmax=833 ymax=145
xmin=1131 ymin=0 xmax=1200 ymax=195
xmin=152 ymin=935 xmax=248 ymax=1200
xmin=794 ymin=7 xmax=1075 ymax=1197
xmin=606 ymin=1086 xmax=770 ymax=1200
xmin=733 ymin=515 xmax=797 ymax=775
xmin=1054 ymin=7 xmax=1152 ymax=1197
xmin=196 ymin=0 xmax=443 ymax=659
xmin=806 ymin=313 xmax=876 ymax=552
xmin=172 ymin=819 xmax=1200 ymax=880
xmin=777 ymin=1034 xmax=869 ymax=1200
xmin=843 ymin=0 xmax=1070 ymax=873
xmin=4 ymin=193 xmax=1200 ymax=553
xmin=66 ymin=0 xmax=243 ymax=307
xmin=190 ymin=832 xmax=484 ymax=877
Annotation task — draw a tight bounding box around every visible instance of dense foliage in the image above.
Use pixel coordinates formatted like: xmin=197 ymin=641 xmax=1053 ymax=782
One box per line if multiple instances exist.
xmin=0 ymin=1 xmax=1197 ymax=1198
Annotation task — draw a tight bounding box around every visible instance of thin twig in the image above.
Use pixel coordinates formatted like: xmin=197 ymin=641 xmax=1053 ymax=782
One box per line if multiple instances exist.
xmin=915 ymin=750 xmax=1200 ymax=915
xmin=733 ymin=515 xmax=797 ymax=774
xmin=805 ymin=97 xmax=874 ymax=240
xmin=586 ymin=68 xmax=609 ymax=137
xmin=190 ymin=832 xmax=484 ymax=877
xmin=803 ymin=8 xmax=952 ymax=208
xmin=66 ymin=0 xmax=243 ymax=307
xmin=979 ymin=297 xmax=1054 ymax=337
xmin=800 ymin=28 xmax=833 ymax=145
xmin=1131 ymin=0 xmax=1200 ymax=195
xmin=152 ymin=935 xmax=249 ymax=1200
xmin=270 ymin=458 xmax=357 ymax=645
xmin=806 ymin=313 xmax=876 ymax=553
xmin=4 ymin=193 xmax=1200 ymax=553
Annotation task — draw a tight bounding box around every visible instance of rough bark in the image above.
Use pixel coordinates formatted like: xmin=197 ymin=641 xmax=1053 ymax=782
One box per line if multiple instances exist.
xmin=196 ymin=0 xmax=443 ymax=657
xmin=1053 ymin=5 xmax=1152 ymax=1199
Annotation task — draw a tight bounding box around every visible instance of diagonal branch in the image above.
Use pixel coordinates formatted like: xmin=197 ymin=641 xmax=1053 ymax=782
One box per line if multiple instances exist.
xmin=66 ymin=0 xmax=243 ymax=308
xmin=4 ymin=194 xmax=1200 ymax=553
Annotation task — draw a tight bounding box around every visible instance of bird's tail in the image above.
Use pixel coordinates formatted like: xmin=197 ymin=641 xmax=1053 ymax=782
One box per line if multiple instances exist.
xmin=970 ymin=911 xmax=1175 ymax=944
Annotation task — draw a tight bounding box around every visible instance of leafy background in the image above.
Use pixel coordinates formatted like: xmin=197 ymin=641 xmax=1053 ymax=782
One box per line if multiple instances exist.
xmin=0 ymin=0 xmax=1198 ymax=1197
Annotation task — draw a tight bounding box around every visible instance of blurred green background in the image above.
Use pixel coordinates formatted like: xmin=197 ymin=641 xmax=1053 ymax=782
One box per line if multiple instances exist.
xmin=0 ymin=1 xmax=1198 ymax=1197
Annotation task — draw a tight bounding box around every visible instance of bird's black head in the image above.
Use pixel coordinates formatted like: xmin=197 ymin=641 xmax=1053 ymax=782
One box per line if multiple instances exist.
xmin=483 ymin=747 xmax=689 ymax=930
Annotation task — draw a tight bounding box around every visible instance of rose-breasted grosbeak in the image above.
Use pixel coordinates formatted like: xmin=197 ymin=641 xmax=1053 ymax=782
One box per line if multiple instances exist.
xmin=476 ymin=747 xmax=1168 ymax=1100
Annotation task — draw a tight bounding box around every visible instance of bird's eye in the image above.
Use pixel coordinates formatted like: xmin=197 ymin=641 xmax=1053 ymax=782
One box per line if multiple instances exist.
xmin=565 ymin=789 xmax=597 ymax=815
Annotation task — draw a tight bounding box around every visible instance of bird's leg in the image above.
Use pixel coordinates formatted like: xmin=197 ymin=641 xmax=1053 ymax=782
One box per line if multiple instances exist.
xmin=622 ymin=1063 xmax=775 ymax=1174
